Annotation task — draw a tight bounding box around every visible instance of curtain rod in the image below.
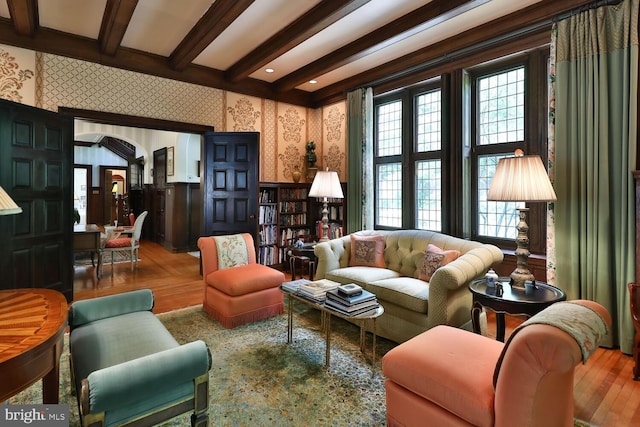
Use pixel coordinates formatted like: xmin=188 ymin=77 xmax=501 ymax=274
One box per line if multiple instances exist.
xmin=553 ymin=0 xmax=623 ymax=22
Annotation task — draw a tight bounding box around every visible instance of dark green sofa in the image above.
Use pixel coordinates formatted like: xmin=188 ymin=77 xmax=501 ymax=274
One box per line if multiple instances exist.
xmin=68 ymin=289 xmax=211 ymax=427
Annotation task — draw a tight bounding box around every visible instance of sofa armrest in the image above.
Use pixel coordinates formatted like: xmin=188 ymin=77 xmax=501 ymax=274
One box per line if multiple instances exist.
xmin=69 ymin=289 xmax=154 ymax=329
xmin=427 ymin=244 xmax=503 ymax=328
xmin=314 ymin=238 xmax=348 ymax=279
xmin=82 ymin=340 xmax=211 ymax=414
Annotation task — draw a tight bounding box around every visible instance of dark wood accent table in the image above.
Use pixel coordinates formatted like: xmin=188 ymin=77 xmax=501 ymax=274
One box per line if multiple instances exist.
xmin=288 ymin=244 xmax=317 ymax=280
xmin=74 ymin=223 xmax=102 ymax=268
xmin=469 ymin=278 xmax=566 ymax=342
xmin=0 ymin=289 xmax=68 ymax=403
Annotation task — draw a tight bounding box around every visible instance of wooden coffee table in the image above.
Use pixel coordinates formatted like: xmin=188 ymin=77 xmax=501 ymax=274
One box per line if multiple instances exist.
xmin=0 ymin=288 xmax=68 ymax=403
xmin=281 ymin=282 xmax=383 ymax=373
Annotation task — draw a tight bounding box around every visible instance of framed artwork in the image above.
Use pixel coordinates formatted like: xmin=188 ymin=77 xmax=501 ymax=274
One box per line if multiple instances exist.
xmin=167 ymin=146 xmax=174 ymax=176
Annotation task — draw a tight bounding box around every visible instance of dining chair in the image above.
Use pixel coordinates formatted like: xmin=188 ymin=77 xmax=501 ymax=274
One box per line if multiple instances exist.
xmin=101 ymin=210 xmax=148 ymax=278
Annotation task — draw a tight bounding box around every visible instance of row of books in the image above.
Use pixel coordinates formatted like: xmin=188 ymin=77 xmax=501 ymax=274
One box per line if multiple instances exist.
xmin=280 ymin=201 xmax=307 ymax=213
xmin=315 ymin=221 xmax=343 ymax=240
xmin=259 ymin=188 xmax=276 ymax=204
xmin=259 ymin=205 xmax=277 ymax=225
xmin=258 ymin=245 xmax=278 ymax=265
xmin=258 ymin=224 xmax=277 ymax=245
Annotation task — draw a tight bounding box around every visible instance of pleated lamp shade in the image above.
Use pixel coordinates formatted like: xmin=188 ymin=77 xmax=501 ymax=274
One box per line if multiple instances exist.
xmin=487 ymin=155 xmax=557 ymax=202
xmin=309 ymin=169 xmax=344 ymax=199
xmin=0 ymin=185 xmax=23 ymax=215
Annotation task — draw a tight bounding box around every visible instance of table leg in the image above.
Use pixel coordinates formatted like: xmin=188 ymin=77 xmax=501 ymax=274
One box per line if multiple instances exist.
xmin=496 ymin=313 xmax=506 ymax=342
xmin=471 ymin=301 xmax=483 ymax=334
xmin=325 ymin=311 xmax=331 ymax=369
xmin=287 ymin=295 xmax=293 ymax=343
xmin=372 ymin=318 xmax=377 ymax=377
xmin=42 ymin=364 xmax=60 ymax=404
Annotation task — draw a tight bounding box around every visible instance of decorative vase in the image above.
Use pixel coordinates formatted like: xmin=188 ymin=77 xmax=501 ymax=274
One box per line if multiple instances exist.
xmin=306 ymin=166 xmax=318 ymax=182
xmin=292 ymin=167 xmax=301 ymax=183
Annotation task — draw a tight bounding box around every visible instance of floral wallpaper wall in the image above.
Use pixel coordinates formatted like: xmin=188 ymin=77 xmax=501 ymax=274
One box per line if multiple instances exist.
xmin=0 ymin=45 xmax=35 ymax=105
xmin=0 ymin=43 xmax=346 ymax=183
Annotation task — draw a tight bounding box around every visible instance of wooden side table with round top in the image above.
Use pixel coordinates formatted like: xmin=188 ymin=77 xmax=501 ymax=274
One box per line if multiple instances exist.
xmin=469 ymin=278 xmax=566 ymax=342
xmin=0 ymin=288 xmax=68 ymax=403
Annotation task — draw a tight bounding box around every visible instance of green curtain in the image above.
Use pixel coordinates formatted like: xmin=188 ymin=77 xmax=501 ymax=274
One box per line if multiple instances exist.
xmin=346 ymin=88 xmax=373 ymax=233
xmin=551 ymin=0 xmax=638 ymax=352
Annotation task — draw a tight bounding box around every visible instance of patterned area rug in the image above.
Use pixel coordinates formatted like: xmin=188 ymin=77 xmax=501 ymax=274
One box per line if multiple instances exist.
xmin=7 ymin=302 xmax=598 ymax=426
xmin=8 ymin=301 xmax=395 ymax=426
xmin=74 ymin=250 xmax=139 ymax=266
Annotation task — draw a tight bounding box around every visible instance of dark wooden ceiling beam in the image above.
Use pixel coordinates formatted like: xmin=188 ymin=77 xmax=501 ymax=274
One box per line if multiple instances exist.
xmin=6 ymin=0 xmax=38 ymax=36
xmin=169 ymin=0 xmax=255 ymax=71
xmin=275 ymin=0 xmax=488 ymax=92
xmin=99 ymin=0 xmax=139 ymax=55
xmin=224 ymin=0 xmax=371 ymax=83
xmin=311 ymin=0 xmax=598 ymax=106
xmin=0 ymin=18 xmax=312 ymax=107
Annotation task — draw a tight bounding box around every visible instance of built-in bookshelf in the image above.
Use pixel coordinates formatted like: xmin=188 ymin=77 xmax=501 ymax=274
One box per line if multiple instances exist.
xmin=258 ymin=184 xmax=278 ymax=266
xmin=258 ymin=182 xmax=347 ymax=268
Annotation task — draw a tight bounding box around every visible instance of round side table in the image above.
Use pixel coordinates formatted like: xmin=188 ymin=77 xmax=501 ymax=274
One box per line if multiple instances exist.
xmin=468 ymin=278 xmax=566 ymax=342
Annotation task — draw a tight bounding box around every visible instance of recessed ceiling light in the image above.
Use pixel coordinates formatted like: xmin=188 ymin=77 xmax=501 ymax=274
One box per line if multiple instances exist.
xmin=265 ymin=68 xmax=274 ymax=73
xmin=309 ymin=80 xmax=317 ymax=84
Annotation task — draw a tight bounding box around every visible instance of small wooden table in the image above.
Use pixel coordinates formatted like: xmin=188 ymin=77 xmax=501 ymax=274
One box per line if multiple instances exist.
xmin=469 ymin=278 xmax=566 ymax=341
xmin=74 ymin=223 xmax=102 ymax=267
xmin=0 ymin=288 xmax=68 ymax=403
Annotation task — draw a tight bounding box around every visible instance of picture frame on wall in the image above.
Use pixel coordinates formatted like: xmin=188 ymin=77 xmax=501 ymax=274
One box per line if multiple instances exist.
xmin=167 ymin=146 xmax=174 ymax=176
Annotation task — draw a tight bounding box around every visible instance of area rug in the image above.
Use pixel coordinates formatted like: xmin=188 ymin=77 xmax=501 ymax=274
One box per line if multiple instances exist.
xmin=8 ymin=301 xmax=395 ymax=426
xmin=74 ymin=250 xmax=139 ymax=266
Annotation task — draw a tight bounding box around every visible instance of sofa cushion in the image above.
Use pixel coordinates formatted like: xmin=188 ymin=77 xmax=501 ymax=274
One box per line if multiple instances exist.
xmin=383 ymin=325 xmax=503 ymax=427
xmin=326 ymin=266 xmax=399 ymax=287
xmin=349 ymin=234 xmax=385 ymax=267
xmin=418 ymin=244 xmax=461 ymax=281
xmin=206 ymin=263 xmax=284 ymax=296
xmin=367 ymin=277 xmax=429 ymax=313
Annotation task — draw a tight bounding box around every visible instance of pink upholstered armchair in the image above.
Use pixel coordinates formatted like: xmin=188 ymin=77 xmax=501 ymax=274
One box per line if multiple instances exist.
xmin=382 ymin=300 xmax=611 ymax=427
xmin=198 ymin=233 xmax=284 ymax=328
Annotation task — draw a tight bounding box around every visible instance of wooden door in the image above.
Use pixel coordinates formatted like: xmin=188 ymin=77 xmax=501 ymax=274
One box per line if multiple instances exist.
xmin=201 ymin=132 xmax=259 ymax=243
xmin=0 ymin=99 xmax=73 ymax=300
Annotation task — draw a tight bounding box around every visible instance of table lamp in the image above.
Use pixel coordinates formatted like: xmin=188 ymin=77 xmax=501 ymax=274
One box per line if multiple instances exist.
xmin=309 ymin=168 xmax=344 ymax=242
xmin=0 ymin=185 xmax=22 ymax=215
xmin=487 ymin=150 xmax=556 ymax=288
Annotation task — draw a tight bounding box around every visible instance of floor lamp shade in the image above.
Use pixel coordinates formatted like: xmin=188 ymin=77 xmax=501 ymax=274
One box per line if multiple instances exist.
xmin=487 ymin=154 xmax=556 ymax=288
xmin=0 ymin=185 xmax=22 ymax=215
xmin=309 ymin=169 xmax=344 ymax=241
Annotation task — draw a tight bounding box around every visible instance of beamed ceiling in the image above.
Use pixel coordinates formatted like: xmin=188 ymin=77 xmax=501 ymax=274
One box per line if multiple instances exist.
xmin=0 ymin=0 xmax=598 ymax=108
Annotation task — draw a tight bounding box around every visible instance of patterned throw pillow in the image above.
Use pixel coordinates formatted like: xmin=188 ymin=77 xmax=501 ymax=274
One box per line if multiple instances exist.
xmin=418 ymin=244 xmax=461 ymax=281
xmin=349 ymin=234 xmax=386 ymax=267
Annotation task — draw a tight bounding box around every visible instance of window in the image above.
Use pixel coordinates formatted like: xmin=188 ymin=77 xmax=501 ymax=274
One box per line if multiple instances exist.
xmin=475 ymin=66 xmax=526 ymax=240
xmin=374 ymin=84 xmax=444 ymax=231
xmin=372 ymin=49 xmax=548 ymax=253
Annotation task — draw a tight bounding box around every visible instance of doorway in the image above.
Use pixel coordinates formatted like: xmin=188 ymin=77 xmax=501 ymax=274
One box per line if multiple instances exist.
xmin=73 ymin=165 xmax=91 ymax=225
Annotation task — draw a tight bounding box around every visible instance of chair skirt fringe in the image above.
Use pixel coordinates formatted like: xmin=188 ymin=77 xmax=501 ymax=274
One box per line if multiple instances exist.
xmin=204 ymin=303 xmax=283 ymax=329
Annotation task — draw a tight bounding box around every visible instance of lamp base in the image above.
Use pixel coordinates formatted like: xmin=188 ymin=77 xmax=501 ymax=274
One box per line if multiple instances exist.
xmin=510 ymin=207 xmax=534 ymax=289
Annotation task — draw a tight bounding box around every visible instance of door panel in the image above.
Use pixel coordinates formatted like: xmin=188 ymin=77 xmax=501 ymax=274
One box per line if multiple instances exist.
xmin=0 ymin=99 xmax=73 ymax=300
xmin=201 ymin=132 xmax=259 ymax=243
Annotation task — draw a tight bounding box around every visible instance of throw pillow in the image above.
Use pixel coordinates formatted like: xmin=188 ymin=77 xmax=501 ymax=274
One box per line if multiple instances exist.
xmin=349 ymin=234 xmax=385 ymax=267
xmin=418 ymin=244 xmax=461 ymax=281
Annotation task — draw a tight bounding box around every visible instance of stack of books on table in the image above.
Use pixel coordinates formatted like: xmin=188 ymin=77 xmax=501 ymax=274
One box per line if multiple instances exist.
xmin=298 ymin=279 xmax=340 ymax=302
xmin=325 ymin=283 xmax=380 ymax=317
xmin=281 ymin=278 xmax=312 ymax=293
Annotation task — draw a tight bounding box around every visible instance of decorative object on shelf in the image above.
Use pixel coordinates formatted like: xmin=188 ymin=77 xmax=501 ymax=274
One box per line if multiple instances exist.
xmin=292 ymin=165 xmax=301 ymax=183
xmin=306 ymin=166 xmax=317 ymax=182
xmin=305 ymin=141 xmax=317 ymax=167
xmin=167 ymin=146 xmax=174 ymax=176
xmin=487 ymin=149 xmax=557 ymax=288
xmin=0 ymin=185 xmax=22 ymax=215
xmin=309 ymin=168 xmax=344 ymax=242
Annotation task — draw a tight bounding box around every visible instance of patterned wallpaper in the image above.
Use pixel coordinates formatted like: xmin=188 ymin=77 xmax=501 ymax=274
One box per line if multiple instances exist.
xmin=0 ymin=43 xmax=347 ymax=182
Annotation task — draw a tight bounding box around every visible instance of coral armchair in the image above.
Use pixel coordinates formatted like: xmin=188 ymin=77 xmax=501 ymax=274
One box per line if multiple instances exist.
xmin=382 ymin=300 xmax=611 ymax=427
xmin=629 ymin=283 xmax=640 ymax=380
xmin=101 ymin=210 xmax=147 ymax=278
xmin=198 ymin=233 xmax=284 ymax=328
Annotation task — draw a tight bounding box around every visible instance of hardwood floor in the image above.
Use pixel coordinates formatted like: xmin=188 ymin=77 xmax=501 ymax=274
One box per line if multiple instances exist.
xmin=73 ymin=240 xmax=640 ymax=426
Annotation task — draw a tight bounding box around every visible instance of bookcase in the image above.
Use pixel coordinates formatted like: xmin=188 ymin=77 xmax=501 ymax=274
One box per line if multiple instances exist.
xmin=258 ymin=182 xmax=347 ymax=268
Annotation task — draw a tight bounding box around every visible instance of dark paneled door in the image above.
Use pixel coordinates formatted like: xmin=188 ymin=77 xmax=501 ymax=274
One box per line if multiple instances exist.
xmin=0 ymin=99 xmax=73 ymax=301
xmin=201 ymin=132 xmax=259 ymax=244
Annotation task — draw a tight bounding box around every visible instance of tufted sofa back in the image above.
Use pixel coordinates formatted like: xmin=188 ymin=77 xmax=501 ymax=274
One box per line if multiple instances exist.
xmin=336 ymin=229 xmax=486 ymax=278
